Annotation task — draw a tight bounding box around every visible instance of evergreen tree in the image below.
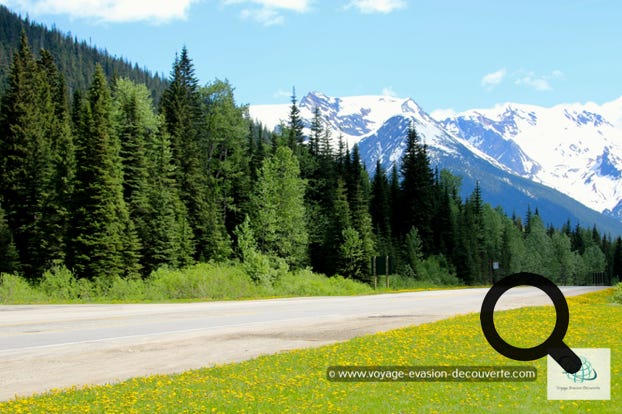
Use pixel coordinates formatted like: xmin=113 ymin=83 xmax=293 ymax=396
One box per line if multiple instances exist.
xmin=287 ymin=87 xmax=304 ymax=153
xmin=202 ymin=79 xmax=252 ymax=238
xmin=36 ymin=49 xmax=75 ymax=269
xmin=251 ymin=147 xmax=308 ymax=267
xmin=399 ymin=125 xmax=436 ymax=251
xmin=370 ymin=161 xmax=392 ymax=255
xmin=114 ymin=78 xmax=193 ymax=273
xmin=143 ymin=128 xmax=194 ymax=271
xmin=0 ymin=204 xmax=19 ymax=273
xmin=324 ymin=179 xmax=351 ymax=276
xmin=67 ymin=65 xmax=141 ymax=279
xmin=161 ymin=48 xmax=230 ymax=261
xmin=0 ymin=33 xmax=53 ymax=277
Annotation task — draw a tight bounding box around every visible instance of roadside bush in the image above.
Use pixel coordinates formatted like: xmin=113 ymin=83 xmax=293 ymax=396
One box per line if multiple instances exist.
xmin=0 ymin=273 xmax=42 ymax=303
xmin=107 ymin=276 xmax=147 ymax=301
xmin=418 ymin=255 xmax=460 ymax=285
xmin=274 ymin=269 xmax=372 ymax=297
xmin=146 ymin=263 xmax=260 ymax=300
xmin=39 ymin=265 xmax=80 ymax=301
xmin=378 ymin=274 xmax=440 ymax=290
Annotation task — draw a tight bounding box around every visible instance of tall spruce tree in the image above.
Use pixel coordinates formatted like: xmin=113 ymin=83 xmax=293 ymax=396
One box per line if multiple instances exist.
xmin=67 ymin=65 xmax=141 ymax=279
xmin=161 ymin=48 xmax=230 ymax=261
xmin=114 ymin=78 xmax=193 ymax=273
xmin=370 ymin=161 xmax=392 ymax=255
xmin=36 ymin=49 xmax=75 ymax=269
xmin=287 ymin=88 xmax=304 ymax=153
xmin=0 ymin=33 xmax=53 ymax=277
xmin=399 ymin=124 xmax=436 ymax=252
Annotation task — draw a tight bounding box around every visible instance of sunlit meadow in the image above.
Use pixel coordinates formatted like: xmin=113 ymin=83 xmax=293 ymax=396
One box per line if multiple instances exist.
xmin=1 ymin=289 xmax=618 ymax=413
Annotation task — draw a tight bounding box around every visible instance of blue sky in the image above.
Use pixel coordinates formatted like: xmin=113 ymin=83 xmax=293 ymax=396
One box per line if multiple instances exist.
xmin=1 ymin=0 xmax=620 ymax=116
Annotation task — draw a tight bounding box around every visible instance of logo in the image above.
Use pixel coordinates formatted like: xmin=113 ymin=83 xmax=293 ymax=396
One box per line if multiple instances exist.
xmin=547 ymin=348 xmax=610 ymax=400
xmin=564 ymin=356 xmax=597 ymax=383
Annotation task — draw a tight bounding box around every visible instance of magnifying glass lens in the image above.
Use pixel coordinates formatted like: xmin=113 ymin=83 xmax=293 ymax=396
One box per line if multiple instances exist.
xmin=493 ymin=287 xmax=557 ymax=348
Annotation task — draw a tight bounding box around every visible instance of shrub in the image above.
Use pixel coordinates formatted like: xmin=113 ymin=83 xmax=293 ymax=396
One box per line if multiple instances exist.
xmin=273 ymin=269 xmax=372 ymax=297
xmin=0 ymin=273 xmax=42 ymax=303
xmin=146 ymin=263 xmax=260 ymax=300
xmin=107 ymin=277 xmax=147 ymax=301
xmin=39 ymin=265 xmax=80 ymax=301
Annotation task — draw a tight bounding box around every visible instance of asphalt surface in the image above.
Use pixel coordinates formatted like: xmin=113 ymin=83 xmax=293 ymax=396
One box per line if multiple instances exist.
xmin=0 ymin=285 xmax=606 ymax=400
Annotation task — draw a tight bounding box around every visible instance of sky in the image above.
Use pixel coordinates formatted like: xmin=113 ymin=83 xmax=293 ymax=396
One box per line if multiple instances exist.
xmin=1 ymin=0 xmax=621 ymax=117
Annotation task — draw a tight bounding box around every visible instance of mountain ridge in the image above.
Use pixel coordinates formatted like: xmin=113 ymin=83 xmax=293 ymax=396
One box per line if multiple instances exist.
xmin=249 ymin=91 xmax=622 ymax=235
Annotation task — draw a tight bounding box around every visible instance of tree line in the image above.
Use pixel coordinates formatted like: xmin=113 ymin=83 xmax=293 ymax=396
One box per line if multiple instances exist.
xmin=1 ymin=36 xmax=620 ymax=286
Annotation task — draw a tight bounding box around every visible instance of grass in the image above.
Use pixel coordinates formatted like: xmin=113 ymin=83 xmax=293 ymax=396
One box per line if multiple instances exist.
xmin=1 ymin=289 xmax=618 ymax=413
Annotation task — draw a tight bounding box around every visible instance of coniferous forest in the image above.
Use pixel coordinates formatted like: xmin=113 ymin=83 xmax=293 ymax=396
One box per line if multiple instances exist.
xmin=1 ymin=20 xmax=621 ymax=290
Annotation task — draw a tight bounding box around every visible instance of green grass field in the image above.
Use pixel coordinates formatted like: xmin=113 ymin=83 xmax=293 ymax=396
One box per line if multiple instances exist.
xmin=1 ymin=289 xmax=618 ymax=413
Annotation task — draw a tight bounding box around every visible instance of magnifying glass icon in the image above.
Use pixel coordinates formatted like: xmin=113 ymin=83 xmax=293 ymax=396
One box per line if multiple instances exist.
xmin=480 ymin=272 xmax=582 ymax=374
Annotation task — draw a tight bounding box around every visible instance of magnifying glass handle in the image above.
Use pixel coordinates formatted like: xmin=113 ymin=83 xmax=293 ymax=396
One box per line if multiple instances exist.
xmin=549 ymin=343 xmax=582 ymax=374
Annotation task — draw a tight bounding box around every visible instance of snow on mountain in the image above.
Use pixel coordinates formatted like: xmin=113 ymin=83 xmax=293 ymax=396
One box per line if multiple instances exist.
xmin=439 ymin=98 xmax=622 ymax=216
xmin=249 ymin=92 xmax=435 ymax=147
xmin=249 ymin=92 xmax=622 ymax=234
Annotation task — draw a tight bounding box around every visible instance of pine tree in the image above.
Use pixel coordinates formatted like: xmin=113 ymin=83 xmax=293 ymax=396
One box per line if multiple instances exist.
xmin=143 ymin=128 xmax=194 ymax=271
xmin=161 ymin=48 xmax=230 ymax=261
xmin=321 ymin=179 xmax=351 ymax=276
xmin=0 ymin=204 xmax=19 ymax=273
xmin=399 ymin=124 xmax=436 ymax=252
xmin=0 ymin=33 xmax=53 ymax=277
xmin=114 ymin=78 xmax=193 ymax=273
xmin=67 ymin=65 xmax=141 ymax=280
xmin=36 ymin=49 xmax=75 ymax=269
xmin=370 ymin=160 xmax=391 ymax=255
xmin=287 ymin=87 xmax=304 ymax=153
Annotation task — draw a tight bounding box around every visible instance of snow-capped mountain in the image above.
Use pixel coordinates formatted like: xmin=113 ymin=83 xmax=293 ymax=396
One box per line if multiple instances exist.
xmin=439 ymin=98 xmax=622 ymax=218
xmin=249 ymin=92 xmax=622 ymax=235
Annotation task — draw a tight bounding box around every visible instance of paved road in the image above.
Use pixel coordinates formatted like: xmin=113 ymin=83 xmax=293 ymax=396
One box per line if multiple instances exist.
xmin=0 ymin=286 xmax=606 ymax=400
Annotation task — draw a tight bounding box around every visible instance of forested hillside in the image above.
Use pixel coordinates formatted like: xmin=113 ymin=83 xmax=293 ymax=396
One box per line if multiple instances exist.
xmin=0 ymin=5 xmax=166 ymax=101
xmin=1 ymin=26 xmax=621 ymax=287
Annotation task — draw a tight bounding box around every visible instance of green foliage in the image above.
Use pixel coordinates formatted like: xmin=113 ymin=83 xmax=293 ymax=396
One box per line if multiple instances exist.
xmin=273 ymin=268 xmax=373 ymax=296
xmin=161 ymin=48 xmax=231 ymax=262
xmin=235 ymin=216 xmax=289 ymax=287
xmin=0 ymin=273 xmax=42 ymax=303
xmin=0 ymin=205 xmax=19 ymax=273
xmin=67 ymin=65 xmax=141 ymax=280
xmin=251 ymin=147 xmax=308 ymax=267
xmin=39 ymin=265 xmax=80 ymax=300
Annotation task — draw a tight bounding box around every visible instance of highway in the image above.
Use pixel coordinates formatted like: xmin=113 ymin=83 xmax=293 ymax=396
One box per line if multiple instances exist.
xmin=0 ymin=286 xmax=605 ymax=400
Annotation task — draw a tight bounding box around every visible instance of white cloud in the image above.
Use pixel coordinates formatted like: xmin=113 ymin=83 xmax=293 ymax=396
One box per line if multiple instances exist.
xmin=241 ymin=7 xmax=284 ymax=25
xmin=381 ymin=86 xmax=398 ymax=97
xmin=514 ymin=75 xmax=551 ymax=92
xmin=346 ymin=0 xmax=407 ymax=14
xmin=430 ymin=108 xmax=457 ymax=121
xmin=273 ymin=88 xmax=292 ymax=99
xmin=2 ymin=0 xmax=198 ymax=23
xmin=513 ymin=70 xmax=564 ymax=92
xmin=481 ymin=68 xmax=507 ymax=91
xmin=224 ymin=0 xmax=312 ymax=25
